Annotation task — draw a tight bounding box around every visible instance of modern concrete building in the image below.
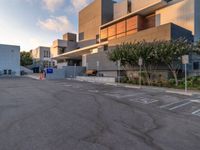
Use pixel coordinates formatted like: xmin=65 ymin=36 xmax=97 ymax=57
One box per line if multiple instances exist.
xmin=52 ymin=0 xmax=200 ymax=77
xmin=0 ymin=44 xmax=20 ymax=76
xmin=50 ymin=33 xmax=77 ymax=68
xmin=31 ymin=46 xmax=51 ymax=71
xmin=78 ymin=0 xmax=114 ymax=47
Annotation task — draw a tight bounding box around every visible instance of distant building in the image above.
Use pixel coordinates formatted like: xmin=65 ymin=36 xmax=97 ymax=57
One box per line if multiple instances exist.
xmin=50 ymin=33 xmax=77 ymax=68
xmin=0 ymin=44 xmax=20 ymax=76
xmin=31 ymin=46 xmax=51 ymax=71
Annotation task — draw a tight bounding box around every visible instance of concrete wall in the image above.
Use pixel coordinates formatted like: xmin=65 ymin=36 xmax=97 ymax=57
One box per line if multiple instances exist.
xmin=46 ymin=67 xmax=86 ymax=79
xmin=46 ymin=69 xmax=65 ymax=80
xmin=76 ymin=76 xmax=116 ymax=83
xmin=78 ymin=0 xmax=114 ymax=46
xmin=86 ymin=51 xmax=117 ymax=71
xmin=63 ymin=66 xmax=86 ymax=78
xmin=31 ymin=47 xmax=40 ymax=60
xmin=79 ymin=0 xmax=102 ymax=43
xmin=108 ymin=23 xmax=192 ymax=46
xmin=195 ymin=0 xmax=200 ymax=41
xmin=32 ymin=47 xmax=50 ymax=61
xmin=131 ymin=0 xmax=163 ymax=12
xmin=0 ymin=44 xmax=20 ymax=76
xmin=51 ymin=40 xmax=77 ymax=58
xmin=63 ymin=33 xmax=77 ymax=42
xmin=85 ymin=23 xmax=193 ymax=77
xmin=156 ymin=0 xmax=195 ymax=36
xmin=114 ymin=0 xmax=128 ymax=20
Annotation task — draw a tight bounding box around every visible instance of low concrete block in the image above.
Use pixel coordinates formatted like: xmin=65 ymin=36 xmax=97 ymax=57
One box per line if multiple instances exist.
xmin=76 ymin=76 xmax=116 ymax=83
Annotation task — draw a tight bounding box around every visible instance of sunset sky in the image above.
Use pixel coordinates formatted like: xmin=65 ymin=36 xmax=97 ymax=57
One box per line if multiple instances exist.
xmin=0 ymin=0 xmax=94 ymax=51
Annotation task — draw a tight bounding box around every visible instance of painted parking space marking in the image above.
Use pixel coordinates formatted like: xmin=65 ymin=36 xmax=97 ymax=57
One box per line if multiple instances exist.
xmin=168 ymin=101 xmax=192 ymax=110
xmin=63 ymin=84 xmax=72 ymax=87
xmin=119 ymin=94 xmax=142 ymax=98
xmin=159 ymin=101 xmax=184 ymax=108
xmin=88 ymin=90 xmax=99 ymax=93
xmin=191 ymin=99 xmax=200 ymax=103
xmin=104 ymin=93 xmax=143 ymax=99
xmin=192 ymin=109 xmax=200 ymax=116
xmin=130 ymin=97 xmax=159 ymax=104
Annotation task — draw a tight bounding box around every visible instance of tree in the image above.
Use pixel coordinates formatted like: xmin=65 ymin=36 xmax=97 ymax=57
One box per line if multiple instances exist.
xmin=108 ymin=39 xmax=197 ymax=86
xmin=20 ymin=51 xmax=33 ymax=66
xmin=108 ymin=41 xmax=161 ymax=85
xmin=157 ymin=39 xmax=193 ymax=86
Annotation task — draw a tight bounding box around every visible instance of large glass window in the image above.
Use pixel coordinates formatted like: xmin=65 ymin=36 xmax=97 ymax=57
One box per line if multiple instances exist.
xmin=193 ymin=62 xmax=199 ymax=70
xmin=44 ymin=51 xmax=50 ymax=58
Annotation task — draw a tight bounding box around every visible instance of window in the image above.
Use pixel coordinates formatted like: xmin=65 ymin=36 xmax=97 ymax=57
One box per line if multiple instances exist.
xmin=193 ymin=62 xmax=199 ymax=70
xmin=8 ymin=70 xmax=12 ymax=75
xmin=104 ymin=45 xmax=108 ymax=51
xmin=58 ymin=47 xmax=65 ymax=54
xmin=4 ymin=70 xmax=7 ymax=75
xmin=96 ymin=34 xmax=100 ymax=43
xmin=79 ymin=32 xmax=84 ymax=41
xmin=44 ymin=50 xmax=50 ymax=58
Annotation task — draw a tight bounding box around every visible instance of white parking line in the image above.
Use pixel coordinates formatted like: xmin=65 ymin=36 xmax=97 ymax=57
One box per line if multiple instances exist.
xmin=104 ymin=93 xmax=139 ymax=99
xmin=88 ymin=90 xmax=99 ymax=93
xmin=159 ymin=101 xmax=183 ymax=108
xmin=192 ymin=109 xmax=200 ymax=115
xmin=130 ymin=98 xmax=159 ymax=104
xmin=63 ymin=84 xmax=72 ymax=87
xmin=190 ymin=100 xmax=200 ymax=103
xmin=169 ymin=101 xmax=192 ymax=110
xmin=119 ymin=94 xmax=139 ymax=98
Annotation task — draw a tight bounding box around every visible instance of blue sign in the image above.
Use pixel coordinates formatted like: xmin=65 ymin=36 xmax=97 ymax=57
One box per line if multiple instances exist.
xmin=47 ymin=68 xmax=53 ymax=74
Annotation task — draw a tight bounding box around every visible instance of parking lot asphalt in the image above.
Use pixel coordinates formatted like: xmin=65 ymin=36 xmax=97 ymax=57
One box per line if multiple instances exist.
xmin=0 ymin=77 xmax=200 ymax=150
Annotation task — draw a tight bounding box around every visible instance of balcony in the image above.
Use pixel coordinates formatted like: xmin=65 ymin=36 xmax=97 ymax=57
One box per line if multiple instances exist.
xmin=108 ymin=23 xmax=193 ymax=46
xmin=100 ymin=14 xmax=156 ymax=42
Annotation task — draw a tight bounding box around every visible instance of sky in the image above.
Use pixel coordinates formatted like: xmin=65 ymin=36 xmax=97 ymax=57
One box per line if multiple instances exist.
xmin=0 ymin=0 xmax=94 ymax=51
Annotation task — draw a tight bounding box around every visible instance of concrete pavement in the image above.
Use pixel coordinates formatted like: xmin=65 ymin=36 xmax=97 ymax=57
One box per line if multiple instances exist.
xmin=0 ymin=77 xmax=200 ymax=150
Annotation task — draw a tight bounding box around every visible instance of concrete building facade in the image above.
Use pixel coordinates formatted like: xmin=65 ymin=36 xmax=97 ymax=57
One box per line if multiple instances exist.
xmin=31 ymin=46 xmax=51 ymax=71
xmin=52 ymin=0 xmax=200 ymax=77
xmin=78 ymin=0 xmax=114 ymax=48
xmin=0 ymin=44 xmax=20 ymax=76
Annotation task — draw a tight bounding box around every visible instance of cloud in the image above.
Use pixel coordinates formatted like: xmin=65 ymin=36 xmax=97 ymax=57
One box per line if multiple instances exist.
xmin=70 ymin=0 xmax=92 ymax=12
xmin=38 ymin=16 xmax=75 ymax=33
xmin=42 ymin=0 xmax=65 ymax=12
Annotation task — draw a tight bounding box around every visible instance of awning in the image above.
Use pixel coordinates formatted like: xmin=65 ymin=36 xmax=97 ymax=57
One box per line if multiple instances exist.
xmin=52 ymin=41 xmax=108 ymax=60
